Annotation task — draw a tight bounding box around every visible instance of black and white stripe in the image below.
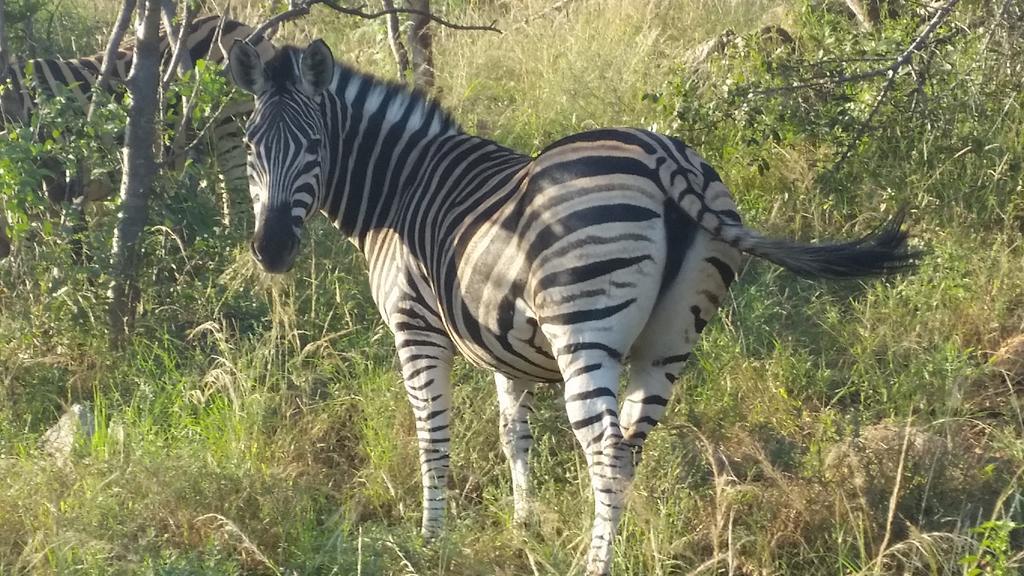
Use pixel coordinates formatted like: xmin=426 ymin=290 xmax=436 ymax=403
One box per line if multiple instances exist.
xmin=0 ymin=15 xmax=276 ymax=259
xmin=229 ymin=41 xmax=917 ymax=576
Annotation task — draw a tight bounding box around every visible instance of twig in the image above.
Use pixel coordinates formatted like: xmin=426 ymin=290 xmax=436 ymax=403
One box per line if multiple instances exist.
xmin=177 ymin=93 xmax=231 ymax=158
xmin=826 ymin=0 xmax=960 ymax=172
xmin=161 ymin=0 xmax=196 ymax=91
xmin=748 ymin=0 xmax=960 ymax=97
xmin=831 ymin=67 xmax=898 ymax=169
xmin=246 ymin=1 xmax=313 ymax=41
xmin=382 ymin=0 xmax=409 ymax=80
xmin=246 ymin=0 xmax=500 ymax=43
xmin=87 ymin=0 xmax=136 ymax=121
xmin=326 ymin=0 xmax=500 ymax=32
xmin=166 ymin=15 xmax=228 ymax=167
xmin=870 ymin=414 xmax=914 ymax=575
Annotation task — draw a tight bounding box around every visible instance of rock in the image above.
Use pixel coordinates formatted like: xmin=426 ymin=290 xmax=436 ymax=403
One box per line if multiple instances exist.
xmin=990 ymin=334 xmax=1024 ymax=386
xmin=684 ymin=29 xmax=737 ymax=70
xmin=41 ymin=403 xmax=95 ymax=466
xmin=684 ymin=25 xmax=795 ymax=73
xmin=963 ymin=334 xmax=1024 ymax=415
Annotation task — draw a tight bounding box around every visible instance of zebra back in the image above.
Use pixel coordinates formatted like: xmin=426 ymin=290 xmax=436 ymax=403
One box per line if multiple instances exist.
xmin=0 ymin=15 xmax=276 ymax=259
xmin=1 ymin=15 xmax=274 ymax=127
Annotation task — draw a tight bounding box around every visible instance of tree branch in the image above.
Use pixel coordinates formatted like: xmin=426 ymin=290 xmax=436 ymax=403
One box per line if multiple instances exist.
xmin=746 ymin=0 xmax=960 ymax=97
xmin=827 ymin=0 xmax=961 ymax=171
xmin=161 ymin=0 xmax=196 ymax=91
xmin=382 ymin=0 xmax=409 ymax=80
xmin=87 ymin=0 xmax=137 ymax=121
xmin=247 ymin=0 xmax=499 ymax=43
xmin=166 ymin=15 xmax=229 ymax=167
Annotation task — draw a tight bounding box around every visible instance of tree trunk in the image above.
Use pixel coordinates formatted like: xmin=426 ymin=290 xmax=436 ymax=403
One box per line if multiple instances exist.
xmin=0 ymin=0 xmax=9 ymax=267
xmin=0 ymin=0 xmax=8 ymax=82
xmin=382 ymin=0 xmax=410 ymax=81
xmin=108 ymin=0 xmax=162 ymax=345
xmin=405 ymin=0 xmax=435 ymax=92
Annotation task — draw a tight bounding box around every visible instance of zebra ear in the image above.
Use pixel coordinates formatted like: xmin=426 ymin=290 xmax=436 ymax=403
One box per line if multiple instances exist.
xmin=228 ymin=40 xmax=267 ymax=95
xmin=300 ymin=39 xmax=334 ymax=97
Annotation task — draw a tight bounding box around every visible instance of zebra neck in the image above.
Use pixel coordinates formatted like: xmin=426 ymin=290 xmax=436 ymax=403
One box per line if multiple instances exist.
xmin=320 ymin=67 xmax=461 ymax=247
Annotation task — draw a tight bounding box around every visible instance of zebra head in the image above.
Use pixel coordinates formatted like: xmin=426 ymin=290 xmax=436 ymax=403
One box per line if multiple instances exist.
xmin=228 ymin=40 xmax=335 ymax=274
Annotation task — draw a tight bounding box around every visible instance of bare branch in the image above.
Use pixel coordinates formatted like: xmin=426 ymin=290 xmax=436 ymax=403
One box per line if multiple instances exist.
xmin=87 ymin=0 xmax=137 ymax=121
xmin=246 ymin=0 xmax=499 ymax=43
xmin=246 ymin=1 xmax=313 ymax=41
xmin=747 ymin=0 xmax=960 ymax=97
xmin=827 ymin=0 xmax=961 ymax=171
xmin=382 ymin=0 xmax=409 ymax=80
xmin=325 ymin=0 xmax=500 ymax=33
xmin=174 ymin=88 xmax=231 ymax=161
xmin=830 ymin=68 xmax=899 ymax=168
xmin=162 ymin=0 xmax=196 ymax=91
xmin=166 ymin=15 xmax=228 ymax=167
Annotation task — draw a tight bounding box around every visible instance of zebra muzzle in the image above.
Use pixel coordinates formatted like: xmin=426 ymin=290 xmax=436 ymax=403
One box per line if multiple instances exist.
xmin=251 ymin=210 xmax=300 ymax=274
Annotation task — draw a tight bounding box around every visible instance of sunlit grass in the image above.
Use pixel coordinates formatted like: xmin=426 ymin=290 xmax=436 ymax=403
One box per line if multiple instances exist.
xmin=1 ymin=0 xmax=1022 ymax=574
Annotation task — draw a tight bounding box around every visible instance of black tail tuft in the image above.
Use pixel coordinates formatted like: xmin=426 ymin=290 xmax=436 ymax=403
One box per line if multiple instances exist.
xmin=742 ymin=207 xmax=922 ymax=279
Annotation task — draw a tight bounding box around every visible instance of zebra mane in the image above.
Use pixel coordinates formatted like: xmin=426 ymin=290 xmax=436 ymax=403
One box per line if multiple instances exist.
xmin=266 ymin=45 xmax=461 ymax=133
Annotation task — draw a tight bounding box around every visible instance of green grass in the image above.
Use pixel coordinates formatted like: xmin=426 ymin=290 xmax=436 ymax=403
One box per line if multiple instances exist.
xmin=2 ymin=0 xmax=1023 ymax=574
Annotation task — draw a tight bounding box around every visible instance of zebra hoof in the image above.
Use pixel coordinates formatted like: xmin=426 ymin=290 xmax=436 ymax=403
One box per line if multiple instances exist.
xmin=420 ymin=526 xmax=442 ymax=543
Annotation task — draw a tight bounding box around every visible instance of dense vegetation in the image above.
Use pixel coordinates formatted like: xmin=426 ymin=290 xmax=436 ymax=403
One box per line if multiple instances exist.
xmin=1 ymin=0 xmax=1022 ymax=574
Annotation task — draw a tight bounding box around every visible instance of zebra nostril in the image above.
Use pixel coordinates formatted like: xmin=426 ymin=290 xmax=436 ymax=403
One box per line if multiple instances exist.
xmin=250 ymin=239 xmax=262 ymax=262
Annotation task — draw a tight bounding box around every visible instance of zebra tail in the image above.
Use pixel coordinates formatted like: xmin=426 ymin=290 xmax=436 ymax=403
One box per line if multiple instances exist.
xmin=714 ymin=207 xmax=921 ymax=279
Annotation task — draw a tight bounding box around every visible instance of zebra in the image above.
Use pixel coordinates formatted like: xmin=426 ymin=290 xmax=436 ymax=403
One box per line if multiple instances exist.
xmin=227 ymin=40 xmax=917 ymax=575
xmin=0 ymin=15 xmax=276 ymax=260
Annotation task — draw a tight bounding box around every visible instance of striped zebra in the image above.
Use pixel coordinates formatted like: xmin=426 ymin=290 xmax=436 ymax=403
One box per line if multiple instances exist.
xmin=228 ymin=40 xmax=917 ymax=575
xmin=0 ymin=15 xmax=276 ymax=260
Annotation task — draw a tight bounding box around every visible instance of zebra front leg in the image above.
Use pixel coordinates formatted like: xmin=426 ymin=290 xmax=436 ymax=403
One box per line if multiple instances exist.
xmin=560 ymin=352 xmax=630 ymax=576
xmin=495 ymin=373 xmax=535 ymax=527
xmin=398 ymin=335 xmax=455 ymax=539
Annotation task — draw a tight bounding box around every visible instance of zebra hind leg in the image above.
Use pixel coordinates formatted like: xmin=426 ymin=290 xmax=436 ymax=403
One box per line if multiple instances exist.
xmin=559 ymin=351 xmax=631 ymax=576
xmin=619 ymin=231 xmax=739 ymax=523
xmin=495 ymin=373 xmax=535 ymax=527
xmin=620 ymin=351 xmax=692 ymax=471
